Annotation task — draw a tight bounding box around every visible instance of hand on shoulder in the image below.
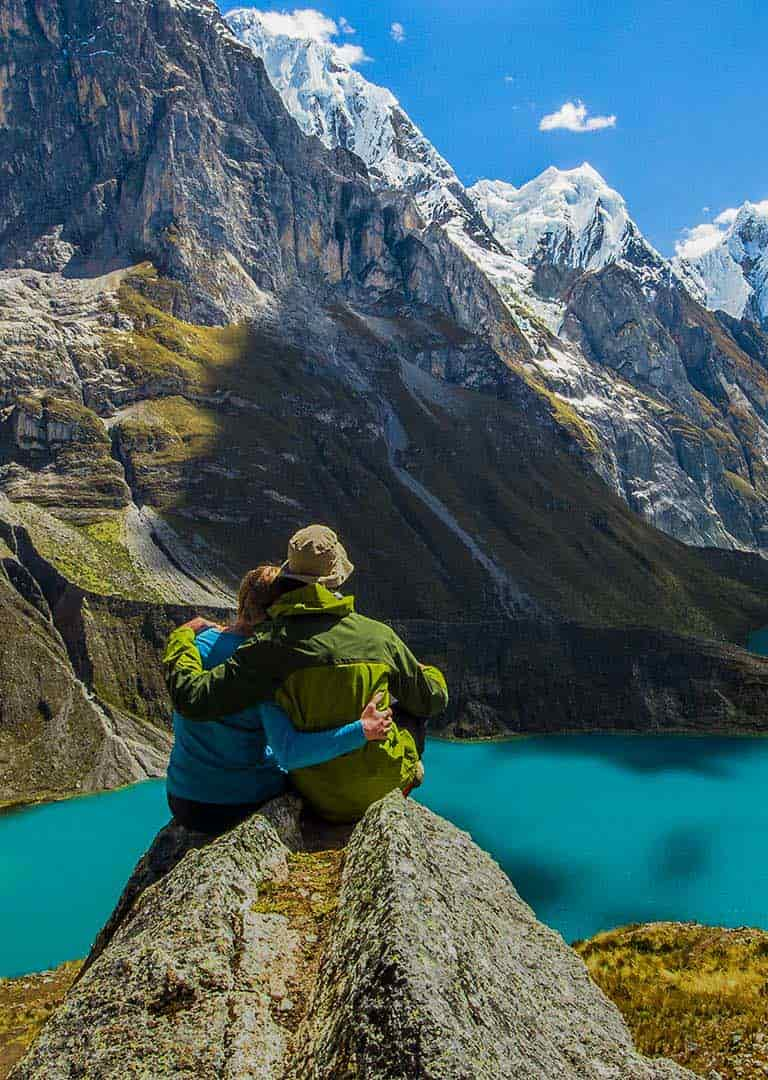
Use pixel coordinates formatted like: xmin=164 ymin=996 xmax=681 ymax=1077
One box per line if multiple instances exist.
xmin=178 ymin=616 xmax=224 ymax=636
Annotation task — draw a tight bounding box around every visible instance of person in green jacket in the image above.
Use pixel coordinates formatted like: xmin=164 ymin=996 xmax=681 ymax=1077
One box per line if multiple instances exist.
xmin=163 ymin=525 xmax=449 ymax=823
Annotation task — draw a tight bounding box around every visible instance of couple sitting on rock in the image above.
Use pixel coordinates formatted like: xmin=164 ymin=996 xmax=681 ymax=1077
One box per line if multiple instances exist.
xmin=163 ymin=524 xmax=448 ymax=834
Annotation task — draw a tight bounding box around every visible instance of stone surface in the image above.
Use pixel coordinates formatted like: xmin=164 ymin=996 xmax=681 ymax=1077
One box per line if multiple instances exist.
xmin=10 ymin=808 xmax=300 ymax=1080
xmin=295 ymin=794 xmax=694 ymax=1079
xmin=0 ymin=394 xmax=130 ymax=523
xmin=81 ymin=793 xmax=304 ymax=978
xmin=10 ymin=794 xmax=695 ymax=1079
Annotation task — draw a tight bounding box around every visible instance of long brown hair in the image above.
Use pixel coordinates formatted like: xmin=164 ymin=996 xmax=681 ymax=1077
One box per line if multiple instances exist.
xmin=234 ymin=564 xmax=282 ymax=634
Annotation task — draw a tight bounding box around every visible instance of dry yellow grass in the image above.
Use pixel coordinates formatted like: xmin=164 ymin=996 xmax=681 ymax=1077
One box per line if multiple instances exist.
xmin=0 ymin=961 xmax=81 ymax=1078
xmin=575 ymin=922 xmax=768 ymax=1078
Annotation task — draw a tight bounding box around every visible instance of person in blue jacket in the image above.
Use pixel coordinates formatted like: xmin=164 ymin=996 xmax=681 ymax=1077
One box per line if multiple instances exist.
xmin=167 ymin=564 xmax=392 ymax=833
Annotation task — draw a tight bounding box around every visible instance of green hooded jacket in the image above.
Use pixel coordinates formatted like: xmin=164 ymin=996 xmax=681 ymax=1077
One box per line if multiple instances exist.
xmin=163 ymin=584 xmax=448 ymax=822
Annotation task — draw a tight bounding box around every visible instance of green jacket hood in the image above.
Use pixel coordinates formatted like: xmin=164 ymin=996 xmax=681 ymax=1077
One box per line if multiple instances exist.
xmin=268 ymin=583 xmax=355 ymax=620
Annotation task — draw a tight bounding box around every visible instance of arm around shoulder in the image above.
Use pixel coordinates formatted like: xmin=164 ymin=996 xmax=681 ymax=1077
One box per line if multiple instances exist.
xmin=163 ymin=627 xmax=274 ymax=720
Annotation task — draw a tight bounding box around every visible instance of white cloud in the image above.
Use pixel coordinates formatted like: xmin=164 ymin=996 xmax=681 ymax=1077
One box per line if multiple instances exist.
xmin=676 ymin=200 xmax=768 ymax=261
xmin=539 ymin=100 xmax=616 ymax=133
xmin=390 ymin=21 xmax=405 ymax=43
xmin=256 ymin=8 xmax=338 ymax=41
xmin=252 ymin=8 xmax=370 ymax=64
xmin=335 ymin=42 xmax=370 ymax=64
xmin=714 ymin=206 xmax=739 ymax=227
xmin=674 ymin=223 xmax=724 ymax=260
xmin=675 ymin=205 xmax=741 ymax=260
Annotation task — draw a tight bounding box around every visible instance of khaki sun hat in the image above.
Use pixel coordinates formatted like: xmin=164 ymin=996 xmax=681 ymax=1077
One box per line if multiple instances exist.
xmin=280 ymin=525 xmax=354 ymax=589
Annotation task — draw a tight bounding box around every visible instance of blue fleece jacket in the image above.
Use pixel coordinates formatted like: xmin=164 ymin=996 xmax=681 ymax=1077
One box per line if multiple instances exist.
xmin=166 ymin=627 xmax=366 ymax=804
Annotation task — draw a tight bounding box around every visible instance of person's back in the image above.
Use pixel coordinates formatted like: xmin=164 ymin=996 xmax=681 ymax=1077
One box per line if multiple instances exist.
xmin=165 ymin=565 xmax=392 ymax=833
xmin=260 ymin=581 xmax=443 ymax=820
xmin=167 ymin=626 xmax=284 ymax=807
xmin=164 ymin=526 xmax=448 ymax=822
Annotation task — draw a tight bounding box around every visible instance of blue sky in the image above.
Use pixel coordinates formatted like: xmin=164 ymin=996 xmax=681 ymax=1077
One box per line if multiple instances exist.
xmin=227 ymin=0 xmax=768 ymax=256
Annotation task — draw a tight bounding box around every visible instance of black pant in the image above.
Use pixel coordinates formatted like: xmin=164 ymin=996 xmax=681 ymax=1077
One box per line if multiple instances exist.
xmin=167 ymin=792 xmax=268 ymax=835
xmin=392 ymin=704 xmax=427 ymax=757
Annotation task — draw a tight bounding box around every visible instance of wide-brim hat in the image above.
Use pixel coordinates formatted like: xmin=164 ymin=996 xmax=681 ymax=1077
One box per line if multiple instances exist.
xmin=280 ymin=524 xmax=354 ymax=589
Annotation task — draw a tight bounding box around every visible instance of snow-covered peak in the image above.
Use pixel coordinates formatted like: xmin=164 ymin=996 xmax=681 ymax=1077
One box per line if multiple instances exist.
xmin=226 ymin=8 xmax=508 ymax=254
xmin=673 ymin=201 xmax=768 ymax=324
xmin=226 ymin=11 xmax=666 ymax=332
xmin=226 ymin=6 xmax=485 ymax=231
xmin=468 ymin=164 xmax=657 ymax=273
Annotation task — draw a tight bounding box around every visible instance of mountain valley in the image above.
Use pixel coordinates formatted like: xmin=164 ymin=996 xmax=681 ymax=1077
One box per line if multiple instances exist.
xmin=2 ymin=0 xmax=768 ymax=802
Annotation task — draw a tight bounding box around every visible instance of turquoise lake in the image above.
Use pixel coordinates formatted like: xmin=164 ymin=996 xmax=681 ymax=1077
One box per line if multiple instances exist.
xmin=3 ymin=733 xmax=768 ymax=978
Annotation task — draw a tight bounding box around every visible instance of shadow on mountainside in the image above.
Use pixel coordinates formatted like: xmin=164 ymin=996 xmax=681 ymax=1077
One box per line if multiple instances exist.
xmin=93 ymin=265 xmax=768 ymax=739
xmin=108 ymin=266 xmax=768 ymax=641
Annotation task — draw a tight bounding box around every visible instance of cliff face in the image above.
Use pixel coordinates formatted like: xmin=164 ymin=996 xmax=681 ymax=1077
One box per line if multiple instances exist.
xmin=9 ymin=793 xmax=695 ymax=1079
xmin=0 ymin=0 xmax=530 ymax=339
xmin=0 ymin=529 xmax=172 ymax=804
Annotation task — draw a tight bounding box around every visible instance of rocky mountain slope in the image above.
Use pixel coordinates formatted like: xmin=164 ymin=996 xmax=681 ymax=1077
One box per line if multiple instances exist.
xmin=9 ymin=792 xmax=695 ymax=1079
xmin=4 ymin=0 xmax=768 ymax=801
xmin=228 ymin=12 xmax=768 ymax=556
xmin=674 ymin=199 xmax=768 ymax=327
xmin=0 ymin=501 xmax=172 ymax=804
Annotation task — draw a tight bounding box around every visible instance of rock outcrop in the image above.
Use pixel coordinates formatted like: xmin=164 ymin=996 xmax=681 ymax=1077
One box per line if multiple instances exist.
xmin=9 ymin=793 xmax=695 ymax=1079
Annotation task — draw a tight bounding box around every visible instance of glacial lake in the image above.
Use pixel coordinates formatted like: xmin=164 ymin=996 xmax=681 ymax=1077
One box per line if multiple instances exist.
xmin=3 ymin=733 xmax=768 ymax=978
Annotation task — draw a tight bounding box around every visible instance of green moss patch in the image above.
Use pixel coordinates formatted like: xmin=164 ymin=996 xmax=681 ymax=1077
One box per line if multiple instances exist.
xmin=523 ymin=373 xmax=600 ymax=455
xmin=724 ymin=470 xmax=761 ymax=502
xmin=15 ymin=504 xmax=160 ymax=602
xmin=252 ymin=849 xmax=344 ymax=1035
xmin=101 ymin=269 xmax=252 ymax=390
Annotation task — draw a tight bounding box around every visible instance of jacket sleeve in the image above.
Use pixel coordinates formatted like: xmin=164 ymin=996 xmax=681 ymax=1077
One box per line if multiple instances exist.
xmin=386 ymin=631 xmax=449 ymax=718
xmin=260 ymin=704 xmax=366 ymax=771
xmin=163 ymin=627 xmax=276 ymax=720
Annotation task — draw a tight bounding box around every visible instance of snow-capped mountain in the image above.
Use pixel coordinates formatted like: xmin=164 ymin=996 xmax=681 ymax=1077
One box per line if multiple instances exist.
xmin=227 ymin=7 xmax=768 ymax=557
xmin=673 ymin=201 xmax=768 ymax=326
xmin=468 ymin=165 xmax=664 ymax=275
xmin=225 ymin=7 xmax=501 ymax=251
xmin=225 ymin=10 xmax=667 ymax=319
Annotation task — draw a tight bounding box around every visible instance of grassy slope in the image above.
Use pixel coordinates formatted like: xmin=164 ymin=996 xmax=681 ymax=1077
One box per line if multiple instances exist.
xmin=0 ymin=962 xmax=81 ymax=1079
xmin=575 ymin=923 xmax=768 ymax=1078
